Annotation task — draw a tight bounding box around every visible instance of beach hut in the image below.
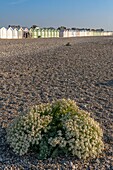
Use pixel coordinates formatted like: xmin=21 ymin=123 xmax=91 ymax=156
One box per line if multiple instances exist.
xmin=93 ymin=31 xmax=97 ymax=36
xmin=0 ymin=27 xmax=7 ymax=39
xmin=63 ymin=30 xmax=66 ymax=37
xmin=80 ymin=30 xmax=85 ymax=37
xmin=104 ymin=32 xmax=107 ymax=36
xmin=41 ymin=29 xmax=45 ymax=38
xmin=107 ymin=32 xmax=110 ymax=36
xmin=76 ymin=30 xmax=80 ymax=37
xmin=109 ymin=32 xmax=113 ymax=36
xmin=44 ymin=29 xmax=48 ymax=38
xmin=73 ymin=30 xmax=77 ymax=37
xmin=18 ymin=27 xmax=24 ymax=39
xmin=63 ymin=30 xmax=69 ymax=37
xmin=59 ymin=30 xmax=64 ymax=37
xmin=84 ymin=30 xmax=89 ymax=36
xmin=95 ymin=31 xmax=98 ymax=36
xmin=67 ymin=30 xmax=70 ymax=37
xmin=13 ymin=28 xmax=18 ymax=39
xmin=101 ymin=31 xmax=104 ymax=36
xmin=98 ymin=31 xmax=101 ymax=36
xmin=90 ymin=30 xmax=94 ymax=36
xmin=37 ymin=29 xmax=41 ymax=37
xmin=33 ymin=28 xmax=38 ymax=38
xmin=56 ymin=30 xmax=59 ymax=37
xmin=29 ymin=28 xmax=34 ymax=38
xmin=71 ymin=30 xmax=75 ymax=37
xmin=53 ymin=29 xmax=56 ymax=37
xmin=51 ymin=29 xmax=54 ymax=37
xmin=68 ymin=30 xmax=72 ymax=37
xmin=48 ymin=29 xmax=51 ymax=38
xmin=54 ymin=29 xmax=57 ymax=37
xmin=7 ymin=27 xmax=13 ymax=39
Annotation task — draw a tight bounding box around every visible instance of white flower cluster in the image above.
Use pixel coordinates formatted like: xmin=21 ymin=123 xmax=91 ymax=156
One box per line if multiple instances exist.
xmin=7 ymin=107 xmax=52 ymax=156
xmin=7 ymin=99 xmax=104 ymax=159
xmin=51 ymin=99 xmax=79 ymax=115
xmin=61 ymin=112 xmax=104 ymax=159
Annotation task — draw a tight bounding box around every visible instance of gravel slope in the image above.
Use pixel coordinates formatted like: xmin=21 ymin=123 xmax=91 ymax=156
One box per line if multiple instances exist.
xmin=0 ymin=37 xmax=113 ymax=169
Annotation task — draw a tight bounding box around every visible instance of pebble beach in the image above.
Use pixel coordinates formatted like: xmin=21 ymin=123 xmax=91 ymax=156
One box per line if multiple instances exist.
xmin=0 ymin=37 xmax=113 ymax=170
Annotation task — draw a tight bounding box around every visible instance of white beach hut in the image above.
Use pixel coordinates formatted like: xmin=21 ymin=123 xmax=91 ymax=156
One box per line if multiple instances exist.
xmin=71 ymin=30 xmax=75 ymax=37
xmin=64 ymin=30 xmax=69 ymax=37
xmin=84 ymin=30 xmax=89 ymax=36
xmin=79 ymin=30 xmax=85 ymax=37
xmin=68 ymin=30 xmax=72 ymax=37
xmin=66 ymin=30 xmax=68 ymax=37
xmin=7 ymin=27 xmax=13 ymax=39
xmin=63 ymin=30 xmax=66 ymax=37
xmin=103 ymin=32 xmax=107 ymax=36
xmin=109 ymin=32 xmax=113 ymax=36
xmin=13 ymin=28 xmax=18 ymax=39
xmin=18 ymin=27 xmax=24 ymax=39
xmin=100 ymin=31 xmax=104 ymax=36
xmin=73 ymin=30 xmax=77 ymax=37
xmin=0 ymin=27 xmax=7 ymax=39
xmin=76 ymin=30 xmax=80 ymax=37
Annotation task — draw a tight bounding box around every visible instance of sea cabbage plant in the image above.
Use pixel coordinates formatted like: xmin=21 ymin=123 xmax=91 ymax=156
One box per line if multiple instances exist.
xmin=7 ymin=99 xmax=104 ymax=159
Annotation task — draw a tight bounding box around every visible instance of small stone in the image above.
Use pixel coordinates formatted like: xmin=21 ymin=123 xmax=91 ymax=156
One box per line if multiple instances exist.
xmin=96 ymin=159 xmax=100 ymax=164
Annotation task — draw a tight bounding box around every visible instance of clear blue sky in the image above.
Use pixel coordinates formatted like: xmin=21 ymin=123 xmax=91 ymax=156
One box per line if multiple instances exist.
xmin=0 ymin=0 xmax=113 ymax=31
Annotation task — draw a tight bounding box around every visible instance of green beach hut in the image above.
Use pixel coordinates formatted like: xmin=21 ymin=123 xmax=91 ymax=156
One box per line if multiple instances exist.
xmin=29 ymin=28 xmax=34 ymax=38
xmin=41 ymin=29 xmax=45 ymax=38
xmin=37 ymin=29 xmax=41 ymax=38
xmin=56 ymin=30 xmax=59 ymax=37
xmin=44 ymin=29 xmax=48 ymax=38
xmin=33 ymin=28 xmax=38 ymax=38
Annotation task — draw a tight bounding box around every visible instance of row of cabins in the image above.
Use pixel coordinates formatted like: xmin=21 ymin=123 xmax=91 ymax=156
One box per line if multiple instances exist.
xmin=0 ymin=27 xmax=29 ymax=39
xmin=30 ymin=28 xmax=113 ymax=38
xmin=0 ymin=27 xmax=113 ymax=39
xmin=60 ymin=29 xmax=113 ymax=37
xmin=30 ymin=28 xmax=60 ymax=38
xmin=0 ymin=27 xmax=59 ymax=39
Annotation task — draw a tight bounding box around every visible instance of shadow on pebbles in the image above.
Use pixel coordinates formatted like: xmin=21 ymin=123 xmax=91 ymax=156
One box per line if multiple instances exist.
xmin=0 ymin=37 xmax=113 ymax=169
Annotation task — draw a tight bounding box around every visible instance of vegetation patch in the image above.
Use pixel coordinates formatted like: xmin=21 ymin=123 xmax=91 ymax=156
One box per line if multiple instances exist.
xmin=7 ymin=99 xmax=104 ymax=160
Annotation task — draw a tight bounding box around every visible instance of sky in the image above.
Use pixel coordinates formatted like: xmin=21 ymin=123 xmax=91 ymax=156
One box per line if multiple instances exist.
xmin=0 ymin=0 xmax=113 ymax=31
